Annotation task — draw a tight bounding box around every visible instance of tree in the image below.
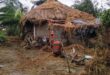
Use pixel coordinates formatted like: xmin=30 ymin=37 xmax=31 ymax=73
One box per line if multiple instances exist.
xmin=33 ymin=0 xmax=57 ymax=5
xmin=31 ymin=0 xmax=46 ymax=9
xmin=0 ymin=0 xmax=24 ymax=35
xmin=100 ymin=9 xmax=110 ymax=28
xmin=35 ymin=0 xmax=46 ymax=5
xmin=73 ymin=0 xmax=98 ymax=17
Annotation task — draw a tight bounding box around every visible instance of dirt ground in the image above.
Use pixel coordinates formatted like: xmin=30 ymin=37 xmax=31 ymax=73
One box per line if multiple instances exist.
xmin=0 ymin=37 xmax=103 ymax=75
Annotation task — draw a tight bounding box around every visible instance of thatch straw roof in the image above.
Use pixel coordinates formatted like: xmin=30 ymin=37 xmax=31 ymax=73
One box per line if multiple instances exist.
xmin=20 ymin=0 xmax=96 ymax=29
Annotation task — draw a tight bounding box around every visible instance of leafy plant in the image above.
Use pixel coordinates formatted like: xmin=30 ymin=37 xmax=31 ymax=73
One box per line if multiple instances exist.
xmin=0 ymin=31 xmax=7 ymax=43
xmin=73 ymin=0 xmax=99 ymax=17
xmin=100 ymin=9 xmax=110 ymax=28
xmin=0 ymin=0 xmax=24 ymax=36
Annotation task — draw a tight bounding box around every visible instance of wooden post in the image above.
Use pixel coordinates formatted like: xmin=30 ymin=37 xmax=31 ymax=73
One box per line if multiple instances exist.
xmin=62 ymin=49 xmax=71 ymax=73
xmin=61 ymin=41 xmax=71 ymax=74
xmin=33 ymin=25 xmax=36 ymax=40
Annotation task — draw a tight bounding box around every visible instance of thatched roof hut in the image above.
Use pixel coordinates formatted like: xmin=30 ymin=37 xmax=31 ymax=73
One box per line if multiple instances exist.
xmin=20 ymin=0 xmax=100 ymax=48
xmin=20 ymin=0 xmax=97 ymax=30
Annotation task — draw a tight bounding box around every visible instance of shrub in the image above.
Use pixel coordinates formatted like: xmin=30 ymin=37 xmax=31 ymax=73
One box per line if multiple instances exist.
xmin=0 ymin=31 xmax=7 ymax=44
xmin=100 ymin=9 xmax=110 ymax=28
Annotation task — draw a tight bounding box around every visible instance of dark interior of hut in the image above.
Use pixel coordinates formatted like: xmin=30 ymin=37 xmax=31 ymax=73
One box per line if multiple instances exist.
xmin=21 ymin=18 xmax=98 ymax=49
xmin=22 ymin=20 xmax=33 ymax=40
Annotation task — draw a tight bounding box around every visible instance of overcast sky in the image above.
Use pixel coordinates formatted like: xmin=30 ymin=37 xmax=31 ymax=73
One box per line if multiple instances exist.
xmin=0 ymin=0 xmax=110 ymax=11
xmin=58 ymin=0 xmax=75 ymax=6
xmin=18 ymin=0 xmax=110 ymax=11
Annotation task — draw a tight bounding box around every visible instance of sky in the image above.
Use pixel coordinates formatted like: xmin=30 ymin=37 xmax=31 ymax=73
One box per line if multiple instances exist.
xmin=18 ymin=0 xmax=79 ymax=10
xmin=92 ymin=0 xmax=110 ymax=9
xmin=0 ymin=0 xmax=110 ymax=11
xmin=18 ymin=0 xmax=110 ymax=11
xmin=58 ymin=0 xmax=75 ymax=6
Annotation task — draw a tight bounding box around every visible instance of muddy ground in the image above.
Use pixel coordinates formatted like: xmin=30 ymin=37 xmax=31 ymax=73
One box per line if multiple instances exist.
xmin=0 ymin=37 xmax=108 ymax=75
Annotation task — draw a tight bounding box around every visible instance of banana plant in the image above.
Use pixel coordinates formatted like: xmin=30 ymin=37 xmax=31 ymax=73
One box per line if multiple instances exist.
xmin=0 ymin=0 xmax=24 ymax=35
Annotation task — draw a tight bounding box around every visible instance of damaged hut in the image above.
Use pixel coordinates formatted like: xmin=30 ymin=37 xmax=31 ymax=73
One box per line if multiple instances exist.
xmin=20 ymin=0 xmax=100 ymax=47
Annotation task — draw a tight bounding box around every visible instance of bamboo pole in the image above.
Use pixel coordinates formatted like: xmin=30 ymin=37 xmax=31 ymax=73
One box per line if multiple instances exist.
xmin=33 ymin=24 xmax=36 ymax=40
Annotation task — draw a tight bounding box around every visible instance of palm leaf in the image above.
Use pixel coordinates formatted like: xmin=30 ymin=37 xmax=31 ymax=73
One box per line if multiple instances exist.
xmin=0 ymin=0 xmax=24 ymax=35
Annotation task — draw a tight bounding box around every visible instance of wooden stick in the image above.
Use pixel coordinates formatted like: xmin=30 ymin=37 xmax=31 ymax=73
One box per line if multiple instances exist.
xmin=62 ymin=43 xmax=71 ymax=73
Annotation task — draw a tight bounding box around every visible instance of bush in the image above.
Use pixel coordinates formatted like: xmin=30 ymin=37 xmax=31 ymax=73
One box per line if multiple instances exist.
xmin=7 ymin=25 xmax=20 ymax=36
xmin=100 ymin=9 xmax=110 ymax=28
xmin=0 ymin=31 xmax=7 ymax=44
xmin=73 ymin=0 xmax=98 ymax=17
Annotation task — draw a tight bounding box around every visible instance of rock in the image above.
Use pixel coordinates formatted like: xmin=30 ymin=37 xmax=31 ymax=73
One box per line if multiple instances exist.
xmin=0 ymin=65 xmax=4 ymax=68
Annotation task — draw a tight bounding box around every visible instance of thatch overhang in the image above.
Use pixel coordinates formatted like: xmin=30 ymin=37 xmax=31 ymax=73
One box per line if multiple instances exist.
xmin=20 ymin=0 xmax=97 ymax=30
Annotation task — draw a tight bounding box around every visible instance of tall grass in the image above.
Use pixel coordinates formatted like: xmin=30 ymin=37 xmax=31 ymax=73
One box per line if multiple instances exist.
xmin=85 ymin=26 xmax=108 ymax=75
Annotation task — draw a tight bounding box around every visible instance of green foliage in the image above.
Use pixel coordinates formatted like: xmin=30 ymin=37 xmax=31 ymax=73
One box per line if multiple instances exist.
xmin=73 ymin=0 xmax=98 ymax=17
xmin=7 ymin=24 xmax=20 ymax=36
xmin=0 ymin=31 xmax=7 ymax=42
xmin=35 ymin=0 xmax=46 ymax=5
xmin=0 ymin=0 xmax=23 ymax=36
xmin=100 ymin=9 xmax=110 ymax=28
